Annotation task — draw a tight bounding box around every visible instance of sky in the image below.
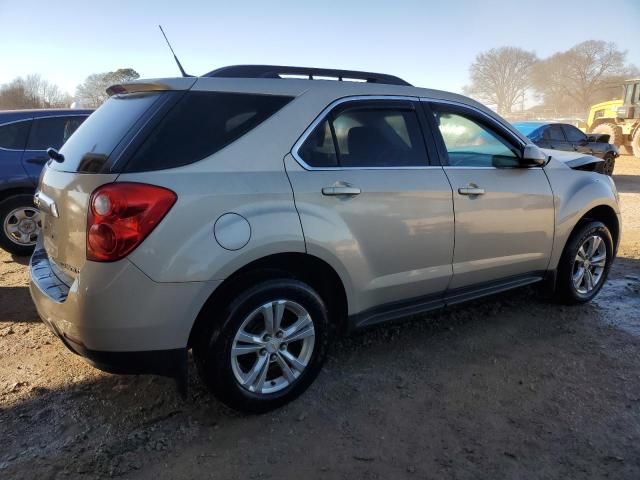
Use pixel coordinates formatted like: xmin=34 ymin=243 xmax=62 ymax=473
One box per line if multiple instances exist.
xmin=1 ymin=0 xmax=639 ymax=97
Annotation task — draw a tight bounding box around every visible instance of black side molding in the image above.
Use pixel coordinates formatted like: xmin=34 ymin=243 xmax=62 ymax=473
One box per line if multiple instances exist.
xmin=349 ymin=272 xmax=545 ymax=331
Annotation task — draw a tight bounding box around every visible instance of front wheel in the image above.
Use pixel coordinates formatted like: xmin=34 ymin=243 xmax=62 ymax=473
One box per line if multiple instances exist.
xmin=194 ymin=278 xmax=330 ymax=413
xmin=601 ymin=152 xmax=616 ymax=176
xmin=0 ymin=194 xmax=40 ymax=256
xmin=554 ymin=221 xmax=613 ymax=304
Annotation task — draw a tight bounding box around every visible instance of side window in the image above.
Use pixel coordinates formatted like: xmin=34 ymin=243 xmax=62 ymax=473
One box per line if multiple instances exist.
xmin=125 ymin=92 xmax=293 ymax=172
xmin=297 ymin=102 xmax=428 ymax=168
xmin=543 ymin=125 xmax=565 ymax=142
xmin=27 ymin=116 xmax=86 ymax=150
xmin=562 ymin=125 xmax=586 ymax=143
xmin=0 ymin=120 xmax=31 ymax=150
xmin=432 ymin=108 xmax=518 ymax=167
xmin=297 ymin=119 xmax=338 ymax=167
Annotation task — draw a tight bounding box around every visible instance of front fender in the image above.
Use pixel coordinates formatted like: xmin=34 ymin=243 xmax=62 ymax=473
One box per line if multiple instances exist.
xmin=544 ymin=159 xmax=620 ymax=270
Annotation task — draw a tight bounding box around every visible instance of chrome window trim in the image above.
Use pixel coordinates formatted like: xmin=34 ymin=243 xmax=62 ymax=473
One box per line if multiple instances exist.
xmin=420 ymin=98 xmax=527 ymax=150
xmin=443 ymin=166 xmax=497 ymax=170
xmin=0 ymin=114 xmax=90 ymax=153
xmin=290 ymin=95 xmax=441 ymax=171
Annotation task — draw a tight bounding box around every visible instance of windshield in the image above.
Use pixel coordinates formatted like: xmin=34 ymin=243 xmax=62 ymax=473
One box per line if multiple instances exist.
xmin=52 ymin=92 xmax=162 ymax=173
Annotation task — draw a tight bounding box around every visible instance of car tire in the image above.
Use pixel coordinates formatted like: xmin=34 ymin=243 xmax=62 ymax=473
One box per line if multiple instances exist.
xmin=194 ymin=278 xmax=330 ymax=413
xmin=554 ymin=220 xmax=613 ymax=305
xmin=592 ymin=123 xmax=623 ymax=149
xmin=601 ymin=152 xmax=616 ymax=176
xmin=0 ymin=194 xmax=40 ymax=256
xmin=632 ymin=129 xmax=640 ymax=158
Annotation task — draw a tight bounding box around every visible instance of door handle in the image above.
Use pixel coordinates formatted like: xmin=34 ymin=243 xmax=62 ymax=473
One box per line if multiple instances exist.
xmin=322 ymin=186 xmax=361 ymax=196
xmin=26 ymin=157 xmax=48 ymax=165
xmin=458 ymin=186 xmax=485 ymax=196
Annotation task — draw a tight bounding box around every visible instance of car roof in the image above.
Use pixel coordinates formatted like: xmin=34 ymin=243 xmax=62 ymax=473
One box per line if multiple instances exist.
xmin=116 ymin=66 xmax=532 ymax=145
xmin=0 ymin=108 xmax=93 ymax=124
xmin=512 ymin=121 xmax=553 ymax=128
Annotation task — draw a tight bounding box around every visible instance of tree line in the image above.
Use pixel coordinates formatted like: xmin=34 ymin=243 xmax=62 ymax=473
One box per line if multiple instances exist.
xmin=2 ymin=40 xmax=636 ymax=117
xmin=464 ymin=40 xmax=637 ymax=117
xmin=0 ymin=68 xmax=139 ymax=110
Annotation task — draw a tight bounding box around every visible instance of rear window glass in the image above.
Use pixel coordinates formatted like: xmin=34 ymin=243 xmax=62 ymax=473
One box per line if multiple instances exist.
xmin=0 ymin=120 xmax=30 ymax=150
xmin=56 ymin=93 xmax=161 ymax=172
xmin=124 ymin=91 xmax=293 ymax=172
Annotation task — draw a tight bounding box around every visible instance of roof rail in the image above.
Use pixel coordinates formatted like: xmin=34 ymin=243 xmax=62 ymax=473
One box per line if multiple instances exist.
xmin=203 ymin=65 xmax=412 ymax=86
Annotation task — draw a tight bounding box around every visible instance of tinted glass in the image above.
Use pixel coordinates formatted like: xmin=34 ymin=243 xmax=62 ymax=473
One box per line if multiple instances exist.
xmin=55 ymin=93 xmax=161 ymax=172
xmin=332 ymin=106 xmax=427 ymax=167
xmin=562 ymin=125 xmax=586 ymax=142
xmin=298 ymin=119 xmax=338 ymax=167
xmin=435 ymin=111 xmax=517 ymax=167
xmin=125 ymin=91 xmax=292 ymax=172
xmin=543 ymin=125 xmax=565 ymax=142
xmin=0 ymin=120 xmax=30 ymax=150
xmin=512 ymin=123 xmax=541 ymax=136
xmin=27 ymin=116 xmax=86 ymax=150
xmin=624 ymin=83 xmax=635 ymax=104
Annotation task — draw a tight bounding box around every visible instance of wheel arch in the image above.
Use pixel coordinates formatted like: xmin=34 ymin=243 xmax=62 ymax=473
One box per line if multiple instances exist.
xmin=187 ymin=252 xmax=349 ymax=348
xmin=576 ymin=205 xmax=620 ymax=254
xmin=0 ymin=186 xmax=35 ymax=204
xmin=553 ymin=204 xmax=620 ymax=272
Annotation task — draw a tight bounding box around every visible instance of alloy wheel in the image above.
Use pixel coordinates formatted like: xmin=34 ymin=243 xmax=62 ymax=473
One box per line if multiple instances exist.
xmin=572 ymin=235 xmax=607 ymax=294
xmin=3 ymin=207 xmax=41 ymax=246
xmin=230 ymin=300 xmax=315 ymax=394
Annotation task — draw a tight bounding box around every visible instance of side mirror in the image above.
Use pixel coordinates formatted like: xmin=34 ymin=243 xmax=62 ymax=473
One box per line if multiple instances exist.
xmin=521 ymin=144 xmax=548 ymax=167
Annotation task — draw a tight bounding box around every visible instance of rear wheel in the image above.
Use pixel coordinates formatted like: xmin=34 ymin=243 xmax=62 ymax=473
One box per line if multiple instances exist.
xmin=0 ymin=194 xmax=40 ymax=256
xmin=554 ymin=221 xmax=613 ymax=304
xmin=194 ymin=278 xmax=330 ymax=413
xmin=592 ymin=123 xmax=623 ymax=149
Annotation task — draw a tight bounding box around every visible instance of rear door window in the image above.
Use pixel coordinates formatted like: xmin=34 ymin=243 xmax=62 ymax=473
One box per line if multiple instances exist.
xmin=26 ymin=116 xmax=87 ymax=151
xmin=124 ymin=92 xmax=293 ymax=172
xmin=562 ymin=125 xmax=586 ymax=143
xmin=0 ymin=120 xmax=31 ymax=150
xmin=297 ymin=101 xmax=428 ymax=168
xmin=543 ymin=125 xmax=566 ymax=142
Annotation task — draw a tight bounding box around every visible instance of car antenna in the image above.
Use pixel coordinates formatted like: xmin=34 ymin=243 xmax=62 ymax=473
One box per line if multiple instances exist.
xmin=158 ymin=25 xmax=192 ymax=77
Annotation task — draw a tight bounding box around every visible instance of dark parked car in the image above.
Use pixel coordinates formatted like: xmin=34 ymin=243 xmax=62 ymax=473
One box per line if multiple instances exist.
xmin=0 ymin=109 xmax=92 ymax=255
xmin=513 ymin=121 xmax=618 ymax=175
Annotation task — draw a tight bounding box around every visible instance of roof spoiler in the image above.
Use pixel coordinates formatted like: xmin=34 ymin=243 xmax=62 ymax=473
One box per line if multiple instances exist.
xmin=106 ymin=78 xmax=197 ymax=97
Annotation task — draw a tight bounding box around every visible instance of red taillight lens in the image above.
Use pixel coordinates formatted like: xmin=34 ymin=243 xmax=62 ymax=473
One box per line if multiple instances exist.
xmin=87 ymin=183 xmax=177 ymax=262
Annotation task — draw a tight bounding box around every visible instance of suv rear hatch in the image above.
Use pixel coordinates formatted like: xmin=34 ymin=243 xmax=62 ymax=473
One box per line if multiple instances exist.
xmin=37 ymin=80 xmax=194 ymax=284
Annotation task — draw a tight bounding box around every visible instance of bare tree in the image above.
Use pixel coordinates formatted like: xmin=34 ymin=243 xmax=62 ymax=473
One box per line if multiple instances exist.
xmin=75 ymin=68 xmax=140 ymax=108
xmin=532 ymin=41 xmax=634 ymax=115
xmin=463 ymin=47 xmax=538 ymax=115
xmin=0 ymin=75 xmax=72 ymax=109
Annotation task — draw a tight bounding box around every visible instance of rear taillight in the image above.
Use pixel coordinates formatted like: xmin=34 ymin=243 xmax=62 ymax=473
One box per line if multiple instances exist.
xmin=87 ymin=183 xmax=176 ymax=262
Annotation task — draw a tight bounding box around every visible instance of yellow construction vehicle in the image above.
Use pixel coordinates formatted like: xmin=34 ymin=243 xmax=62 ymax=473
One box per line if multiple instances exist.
xmin=587 ymin=79 xmax=640 ymax=156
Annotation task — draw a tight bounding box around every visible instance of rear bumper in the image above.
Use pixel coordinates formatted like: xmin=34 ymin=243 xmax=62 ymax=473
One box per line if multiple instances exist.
xmin=49 ymin=316 xmax=186 ymax=378
xmin=29 ymin=242 xmax=220 ymax=373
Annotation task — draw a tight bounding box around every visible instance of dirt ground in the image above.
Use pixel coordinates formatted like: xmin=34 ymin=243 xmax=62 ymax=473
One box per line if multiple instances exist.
xmin=1 ymin=157 xmax=639 ymax=480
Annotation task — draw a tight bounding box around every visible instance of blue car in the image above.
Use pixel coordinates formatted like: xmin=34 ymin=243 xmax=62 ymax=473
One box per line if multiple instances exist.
xmin=0 ymin=109 xmax=92 ymax=255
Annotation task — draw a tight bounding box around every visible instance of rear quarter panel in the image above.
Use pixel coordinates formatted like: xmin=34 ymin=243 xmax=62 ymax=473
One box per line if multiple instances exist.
xmin=120 ymin=95 xmax=315 ymax=283
xmin=544 ymin=158 xmax=621 ymax=270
